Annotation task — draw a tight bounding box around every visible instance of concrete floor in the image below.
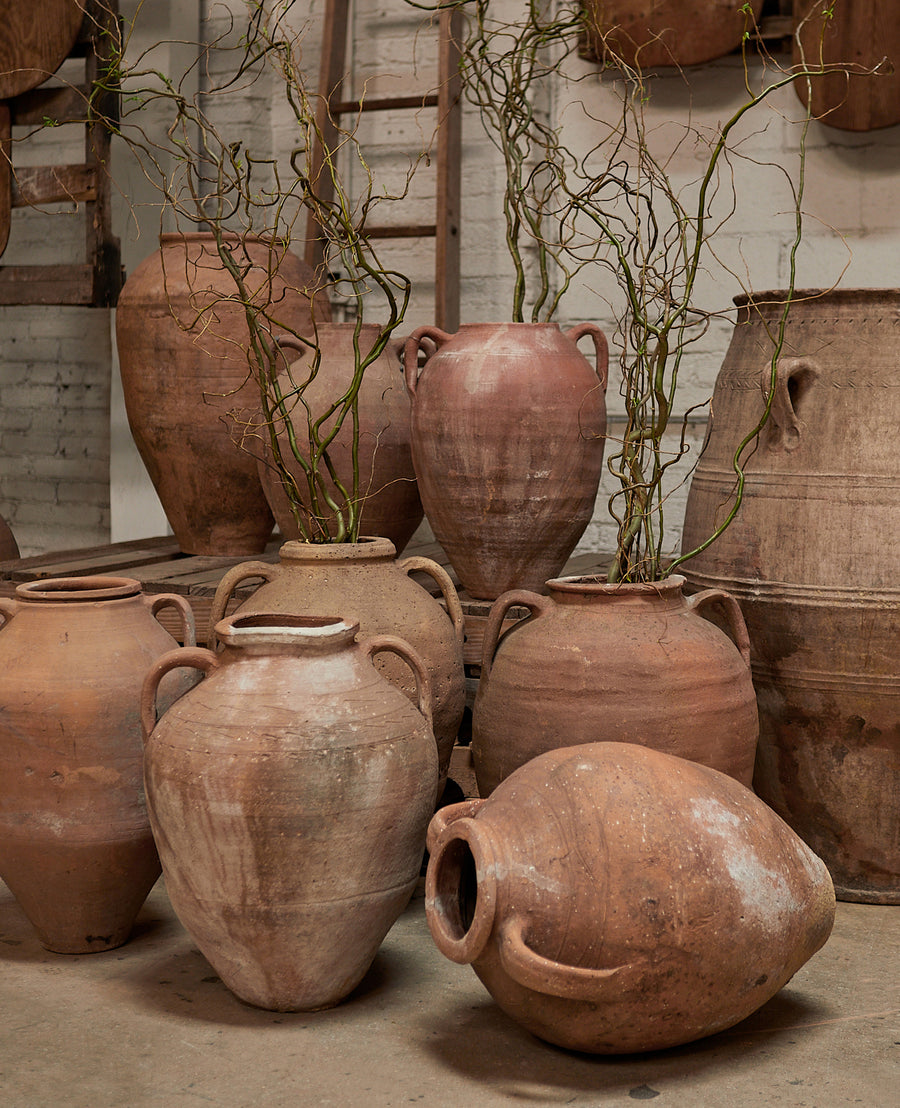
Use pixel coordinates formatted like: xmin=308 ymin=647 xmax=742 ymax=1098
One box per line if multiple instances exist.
xmin=0 ymin=877 xmax=896 ymax=1108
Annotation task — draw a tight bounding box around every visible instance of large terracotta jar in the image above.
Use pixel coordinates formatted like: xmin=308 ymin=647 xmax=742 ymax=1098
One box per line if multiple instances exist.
xmin=0 ymin=576 xmax=196 ymax=953
xmin=258 ymin=325 xmax=423 ymax=550
xmin=425 ymin=742 xmax=835 ymax=1054
xmin=208 ymin=537 xmax=465 ymax=788
xmin=681 ymin=288 xmax=900 ymax=904
xmin=403 ymin=322 xmax=608 ymax=599
xmin=0 ymin=513 xmax=18 ymax=559
xmin=115 ymin=232 xmax=328 ymax=555
xmin=793 ymin=0 xmax=900 ymax=132
xmin=580 ymin=1 xmax=765 ymax=69
xmin=141 ymin=613 xmax=440 ymax=1011
xmin=471 ymin=573 xmax=758 ymax=796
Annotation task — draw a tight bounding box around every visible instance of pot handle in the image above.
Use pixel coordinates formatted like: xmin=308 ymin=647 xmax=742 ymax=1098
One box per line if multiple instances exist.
xmin=208 ymin=561 xmax=278 ymax=642
xmin=426 ymin=797 xmax=485 ymax=853
xmin=498 ymin=915 xmax=632 ymax=1000
xmin=141 ymin=646 xmax=219 ymax=743
xmin=403 ymin=325 xmax=451 ymax=396
xmin=398 ymin=555 xmax=465 ymax=651
xmin=146 ymin=593 xmax=196 ymax=647
xmin=566 ymin=322 xmax=609 ymax=391
xmin=0 ymin=597 xmax=17 ymax=629
xmin=273 ymin=333 xmax=312 ymax=360
xmin=363 ymin=633 xmax=434 ymax=731
xmin=761 ymin=356 xmax=819 ymax=453
xmin=481 ymin=590 xmax=553 ymax=678
xmin=687 ymin=588 xmax=752 ymax=668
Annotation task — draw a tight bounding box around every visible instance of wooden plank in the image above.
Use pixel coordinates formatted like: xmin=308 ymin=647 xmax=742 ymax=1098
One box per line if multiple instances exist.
xmin=11 ymin=164 xmax=96 ymax=207
xmin=0 ymin=105 xmax=9 ymax=258
xmin=0 ymin=263 xmax=94 ymax=304
xmin=8 ymin=84 xmax=90 ymax=126
xmin=0 ymin=535 xmax=180 ymax=576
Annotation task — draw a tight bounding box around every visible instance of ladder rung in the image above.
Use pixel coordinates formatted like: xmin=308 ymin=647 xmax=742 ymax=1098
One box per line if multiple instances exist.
xmin=331 ymin=93 xmax=440 ymax=115
xmin=364 ymin=224 xmax=437 ymax=239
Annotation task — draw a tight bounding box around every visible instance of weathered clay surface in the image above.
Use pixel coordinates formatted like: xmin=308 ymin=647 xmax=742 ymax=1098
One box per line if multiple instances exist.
xmin=208 ymin=537 xmax=465 ymax=788
xmin=580 ymin=1 xmax=764 ymax=69
xmin=425 ymin=741 xmax=835 ymax=1054
xmin=116 ymin=232 xmax=328 ymax=555
xmin=0 ymin=576 xmax=196 ymax=953
xmin=259 ymin=324 xmax=423 ymax=549
xmin=682 ymin=289 xmax=900 ymax=903
xmin=472 ymin=573 xmax=758 ymax=795
xmin=404 ymin=322 xmax=607 ymax=599
xmin=142 ymin=614 xmax=439 ymax=1011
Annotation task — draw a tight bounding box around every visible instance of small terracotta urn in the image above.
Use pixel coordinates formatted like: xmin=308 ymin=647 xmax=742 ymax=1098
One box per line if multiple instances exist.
xmin=0 ymin=576 xmax=196 ymax=953
xmin=142 ymin=613 xmax=440 ymax=1011
xmin=425 ymin=742 xmax=835 ymax=1054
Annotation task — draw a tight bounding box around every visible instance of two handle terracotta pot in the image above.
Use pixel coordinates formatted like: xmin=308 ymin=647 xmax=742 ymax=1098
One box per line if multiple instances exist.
xmin=426 ymin=741 xmax=835 ymax=1054
xmin=0 ymin=576 xmax=196 ymax=953
xmin=142 ymin=612 xmax=440 ymax=1012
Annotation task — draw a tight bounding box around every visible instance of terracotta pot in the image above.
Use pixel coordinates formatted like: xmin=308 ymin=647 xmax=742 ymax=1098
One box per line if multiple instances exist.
xmin=142 ymin=613 xmax=440 ymax=1011
xmin=258 ymin=325 xmax=423 ymax=550
xmin=208 ymin=537 xmax=465 ymax=788
xmin=426 ymin=741 xmax=835 ymax=1054
xmin=681 ymin=288 xmax=900 ymax=904
xmin=115 ymin=232 xmax=328 ymax=555
xmin=579 ymin=1 xmax=764 ymax=69
xmin=471 ymin=573 xmax=758 ymax=796
xmin=403 ymin=322 xmax=608 ymax=600
xmin=793 ymin=0 xmax=900 ymax=132
xmin=0 ymin=576 xmax=196 ymax=953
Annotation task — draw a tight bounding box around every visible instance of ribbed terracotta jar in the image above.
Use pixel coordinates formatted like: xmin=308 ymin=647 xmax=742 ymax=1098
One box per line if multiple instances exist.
xmin=681 ymin=288 xmax=900 ymax=904
xmin=142 ymin=613 xmax=439 ymax=1012
xmin=471 ymin=573 xmax=758 ymax=796
xmin=580 ymin=1 xmax=764 ymax=69
xmin=403 ymin=322 xmax=608 ymax=599
xmin=426 ymin=741 xmax=835 ymax=1054
xmin=0 ymin=576 xmax=196 ymax=953
xmin=208 ymin=537 xmax=465 ymax=789
xmin=258 ymin=325 xmax=423 ymax=550
xmin=116 ymin=232 xmax=328 ymax=555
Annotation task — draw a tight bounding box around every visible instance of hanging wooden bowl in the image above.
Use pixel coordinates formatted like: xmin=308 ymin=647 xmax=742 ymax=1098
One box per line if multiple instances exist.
xmin=0 ymin=0 xmax=86 ymax=99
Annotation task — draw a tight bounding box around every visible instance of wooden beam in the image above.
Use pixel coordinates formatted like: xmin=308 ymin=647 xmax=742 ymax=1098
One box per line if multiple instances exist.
xmin=10 ymin=164 xmax=97 ymax=207
xmin=0 ymin=264 xmax=95 ymax=305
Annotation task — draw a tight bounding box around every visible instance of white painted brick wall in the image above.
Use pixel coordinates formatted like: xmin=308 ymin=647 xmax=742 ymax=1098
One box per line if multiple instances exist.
xmin=2 ymin=0 xmax=899 ymax=562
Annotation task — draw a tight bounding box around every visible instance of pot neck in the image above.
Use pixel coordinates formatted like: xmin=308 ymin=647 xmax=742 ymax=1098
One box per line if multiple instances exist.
xmin=545 ymin=574 xmax=687 ymax=609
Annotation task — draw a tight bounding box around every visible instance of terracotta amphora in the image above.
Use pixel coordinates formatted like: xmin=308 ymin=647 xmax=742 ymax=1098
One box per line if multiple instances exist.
xmin=207 ymin=537 xmax=465 ymax=789
xmin=142 ymin=613 xmax=440 ymax=1012
xmin=681 ymin=288 xmax=900 ymax=903
xmin=116 ymin=232 xmax=328 ymax=555
xmin=579 ymin=1 xmax=764 ymax=69
xmin=0 ymin=576 xmax=196 ymax=953
xmin=258 ymin=326 xmax=423 ymax=550
xmin=403 ymin=322 xmax=608 ymax=600
xmin=471 ymin=573 xmax=758 ymax=796
xmin=426 ymin=741 xmax=835 ymax=1054
xmin=793 ymin=0 xmax=900 ymax=132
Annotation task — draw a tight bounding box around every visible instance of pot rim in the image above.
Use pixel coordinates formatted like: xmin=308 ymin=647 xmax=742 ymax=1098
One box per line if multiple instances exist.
xmin=277 ymin=536 xmax=398 ymax=563
xmin=733 ymin=287 xmax=900 ymax=309
xmin=545 ymin=573 xmax=686 ymax=597
xmin=15 ymin=576 xmax=143 ymax=602
xmin=213 ymin=612 xmax=360 ymax=648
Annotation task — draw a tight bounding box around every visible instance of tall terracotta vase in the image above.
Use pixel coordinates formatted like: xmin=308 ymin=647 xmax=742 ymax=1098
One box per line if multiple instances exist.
xmin=258 ymin=325 xmax=423 ymax=550
xmin=142 ymin=613 xmax=439 ymax=1011
xmin=403 ymin=322 xmax=608 ymax=600
xmin=472 ymin=573 xmax=758 ymax=796
xmin=115 ymin=232 xmax=328 ymax=555
xmin=426 ymin=741 xmax=835 ymax=1054
xmin=579 ymin=1 xmax=764 ymax=69
xmin=681 ymin=288 xmax=900 ymax=903
xmin=208 ymin=537 xmax=465 ymax=788
xmin=0 ymin=576 xmax=196 ymax=953
xmin=793 ymin=0 xmax=900 ymax=132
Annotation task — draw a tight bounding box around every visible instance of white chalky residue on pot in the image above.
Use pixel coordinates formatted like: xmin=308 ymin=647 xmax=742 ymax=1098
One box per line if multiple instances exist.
xmin=689 ymin=795 xmax=800 ymax=930
xmin=482 ymin=858 xmax=565 ymax=896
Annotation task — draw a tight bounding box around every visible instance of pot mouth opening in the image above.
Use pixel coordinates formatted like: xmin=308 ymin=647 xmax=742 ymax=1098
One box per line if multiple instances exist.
xmin=436 ymin=837 xmax=480 ymax=942
xmin=16 ymin=576 xmax=142 ymax=602
xmin=278 ymin=536 xmax=397 ymax=561
xmin=214 ymin=612 xmax=360 ymax=647
xmin=425 ymin=818 xmax=497 ymax=965
xmin=547 ymin=573 xmax=686 ymax=595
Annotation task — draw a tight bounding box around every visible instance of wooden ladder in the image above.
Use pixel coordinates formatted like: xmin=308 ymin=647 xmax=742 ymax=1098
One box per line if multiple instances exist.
xmin=305 ymin=0 xmax=462 ymax=331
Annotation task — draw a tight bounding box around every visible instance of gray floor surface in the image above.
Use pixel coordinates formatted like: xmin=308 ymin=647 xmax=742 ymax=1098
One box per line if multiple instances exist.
xmin=0 ymin=877 xmax=897 ymax=1107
